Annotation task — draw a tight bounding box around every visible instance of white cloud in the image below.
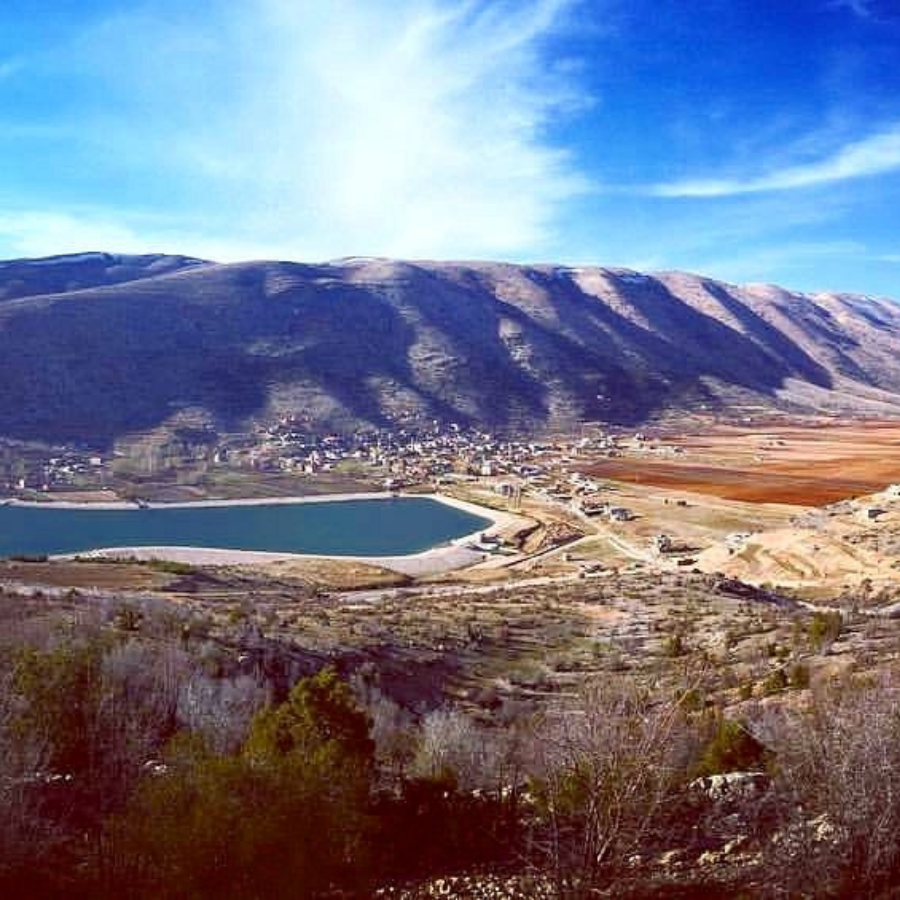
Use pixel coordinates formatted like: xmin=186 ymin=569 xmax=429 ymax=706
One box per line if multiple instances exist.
xmin=0 ymin=211 xmax=154 ymax=258
xmin=829 ymin=0 xmax=874 ymax=19
xmin=7 ymin=0 xmax=590 ymax=262
xmin=651 ymin=124 xmax=900 ymax=198
xmin=0 ymin=57 xmax=24 ymax=80
xmin=0 ymin=208 xmax=302 ymax=262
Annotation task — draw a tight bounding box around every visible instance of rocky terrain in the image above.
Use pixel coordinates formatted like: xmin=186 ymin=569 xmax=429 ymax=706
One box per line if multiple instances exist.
xmin=1 ymin=252 xmax=900 ymax=446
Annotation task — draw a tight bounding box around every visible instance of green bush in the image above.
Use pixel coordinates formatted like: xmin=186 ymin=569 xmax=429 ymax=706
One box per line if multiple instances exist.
xmin=11 ymin=641 xmax=105 ymax=777
xmin=789 ymin=662 xmax=810 ymax=689
xmin=678 ymin=688 xmax=705 ymax=712
xmin=695 ymin=718 xmax=768 ymax=777
xmin=146 ymin=559 xmax=195 ymax=575
xmin=104 ymin=668 xmax=377 ymax=898
xmin=762 ymin=668 xmax=789 ymax=696
xmin=663 ymin=631 xmax=687 ymax=657
xmin=245 ymin=666 xmax=374 ymax=766
xmin=808 ymin=611 xmax=842 ymax=650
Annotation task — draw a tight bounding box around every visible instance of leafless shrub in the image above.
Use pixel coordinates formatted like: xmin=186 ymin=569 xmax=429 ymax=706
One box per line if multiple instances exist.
xmin=412 ymin=708 xmax=484 ymax=786
xmin=0 ymin=668 xmax=58 ymax=881
xmin=761 ymin=671 xmax=900 ymax=896
xmin=354 ymin=684 xmax=417 ymax=782
xmin=528 ymin=677 xmax=700 ymax=895
xmin=177 ymin=670 xmax=271 ymax=753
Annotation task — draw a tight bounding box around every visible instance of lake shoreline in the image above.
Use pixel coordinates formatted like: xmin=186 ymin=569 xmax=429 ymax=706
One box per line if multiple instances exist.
xmin=65 ymin=543 xmax=488 ymax=577
xmin=5 ymin=490 xmax=400 ymax=511
xmin=5 ymin=490 xmax=508 ymax=529
xmin=5 ymin=491 xmax=519 ymax=575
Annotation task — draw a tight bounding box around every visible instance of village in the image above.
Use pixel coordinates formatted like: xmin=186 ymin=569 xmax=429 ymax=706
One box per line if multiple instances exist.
xmin=0 ymin=421 xmax=706 ymax=570
xmin=0 ymin=418 xmax=684 ymax=514
xmin=236 ymin=417 xmax=686 ymax=509
xmin=13 ymin=415 xmax=900 ymax=597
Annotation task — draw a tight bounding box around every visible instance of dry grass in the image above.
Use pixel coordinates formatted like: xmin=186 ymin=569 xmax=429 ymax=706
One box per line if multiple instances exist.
xmin=264 ymin=558 xmax=410 ymax=590
xmin=0 ymin=559 xmax=167 ymax=590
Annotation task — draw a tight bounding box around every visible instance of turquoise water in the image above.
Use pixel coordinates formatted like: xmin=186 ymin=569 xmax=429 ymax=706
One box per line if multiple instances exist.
xmin=0 ymin=498 xmax=491 ymax=558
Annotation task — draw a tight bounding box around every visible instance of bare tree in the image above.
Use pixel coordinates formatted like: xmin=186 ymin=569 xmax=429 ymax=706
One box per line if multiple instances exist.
xmin=353 ymin=684 xmax=417 ymax=784
xmin=529 ymin=677 xmax=698 ymax=895
xmin=412 ymin=708 xmax=484 ymax=786
xmin=761 ymin=671 xmax=900 ymax=896
xmin=177 ymin=669 xmax=270 ymax=754
xmin=0 ymin=668 xmax=58 ymax=884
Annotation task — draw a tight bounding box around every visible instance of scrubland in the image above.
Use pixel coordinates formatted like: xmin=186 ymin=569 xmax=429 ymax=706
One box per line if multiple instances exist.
xmin=4 ymin=551 xmax=900 ymax=898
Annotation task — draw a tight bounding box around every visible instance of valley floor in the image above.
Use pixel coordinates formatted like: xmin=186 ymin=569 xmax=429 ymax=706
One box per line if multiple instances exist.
xmin=6 ymin=417 xmax=900 ymax=896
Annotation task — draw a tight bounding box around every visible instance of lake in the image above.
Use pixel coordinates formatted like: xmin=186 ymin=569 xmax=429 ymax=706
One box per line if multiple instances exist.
xmin=0 ymin=497 xmax=492 ymax=558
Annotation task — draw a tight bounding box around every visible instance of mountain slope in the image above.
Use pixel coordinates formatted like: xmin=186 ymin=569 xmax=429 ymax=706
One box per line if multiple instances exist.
xmin=0 ymin=252 xmax=207 ymax=303
xmin=1 ymin=254 xmax=899 ymax=446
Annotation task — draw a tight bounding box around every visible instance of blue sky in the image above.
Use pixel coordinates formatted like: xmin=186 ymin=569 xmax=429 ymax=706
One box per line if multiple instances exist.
xmin=0 ymin=0 xmax=898 ymax=295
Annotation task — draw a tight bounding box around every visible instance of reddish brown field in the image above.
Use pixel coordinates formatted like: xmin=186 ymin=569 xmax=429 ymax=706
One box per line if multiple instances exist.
xmin=585 ymin=419 xmax=900 ymax=506
xmin=583 ymin=459 xmax=877 ymax=505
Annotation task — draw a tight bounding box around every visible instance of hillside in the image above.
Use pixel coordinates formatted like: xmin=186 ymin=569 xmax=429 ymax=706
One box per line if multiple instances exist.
xmin=1 ymin=253 xmax=899 ymax=446
xmin=0 ymin=252 xmax=206 ymax=302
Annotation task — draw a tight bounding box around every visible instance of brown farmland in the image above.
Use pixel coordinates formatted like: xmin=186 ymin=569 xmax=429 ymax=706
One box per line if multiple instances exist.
xmin=584 ymin=420 xmax=900 ymax=506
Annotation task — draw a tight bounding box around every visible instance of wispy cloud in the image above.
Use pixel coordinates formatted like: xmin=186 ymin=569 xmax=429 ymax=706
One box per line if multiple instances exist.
xmin=0 ymin=57 xmax=25 ymax=80
xmin=690 ymin=239 xmax=866 ymax=281
xmin=650 ymin=124 xmax=900 ymax=197
xmin=6 ymin=0 xmax=590 ymax=262
xmin=0 ymin=207 xmax=310 ymax=263
xmin=829 ymin=0 xmax=875 ymax=19
xmin=0 ymin=210 xmax=193 ymax=260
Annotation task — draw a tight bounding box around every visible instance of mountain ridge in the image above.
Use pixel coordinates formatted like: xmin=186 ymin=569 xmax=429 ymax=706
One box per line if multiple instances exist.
xmin=0 ymin=252 xmax=209 ymax=303
xmin=1 ymin=252 xmax=898 ymax=447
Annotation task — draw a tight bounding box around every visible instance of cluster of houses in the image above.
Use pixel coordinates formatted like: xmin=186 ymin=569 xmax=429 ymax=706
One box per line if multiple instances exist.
xmin=226 ymin=420 xmax=616 ymax=492
xmin=0 ymin=417 xmax=686 ymax=507
xmin=0 ymin=446 xmax=106 ymax=493
xmin=571 ymin=497 xmax=636 ymax=523
xmin=513 ymin=471 xmax=639 ymax=523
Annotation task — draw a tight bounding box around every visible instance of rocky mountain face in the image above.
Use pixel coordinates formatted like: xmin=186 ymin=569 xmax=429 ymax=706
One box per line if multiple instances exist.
xmin=1 ymin=253 xmax=899 ymax=446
